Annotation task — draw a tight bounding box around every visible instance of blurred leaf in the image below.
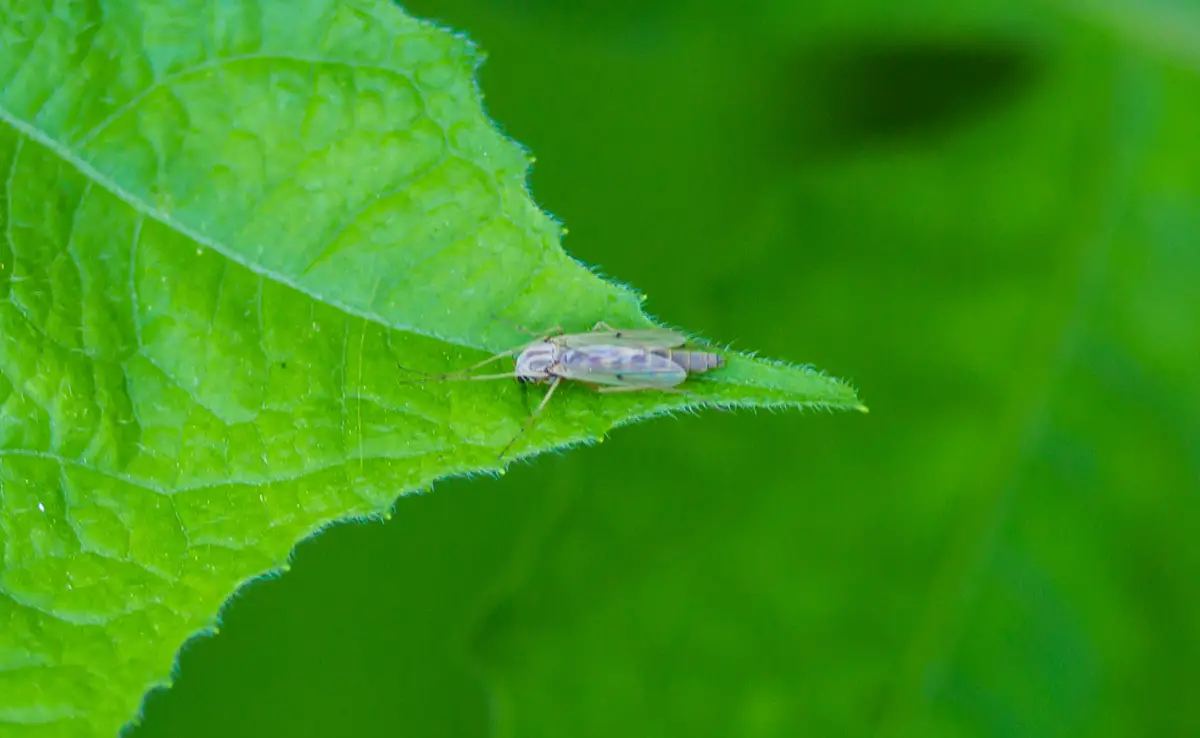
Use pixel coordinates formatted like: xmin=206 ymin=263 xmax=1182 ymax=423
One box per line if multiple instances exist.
xmin=407 ymin=4 xmax=1198 ymax=738
xmin=0 ymin=1 xmax=860 ymax=736
xmin=1061 ymin=0 xmax=1200 ymax=68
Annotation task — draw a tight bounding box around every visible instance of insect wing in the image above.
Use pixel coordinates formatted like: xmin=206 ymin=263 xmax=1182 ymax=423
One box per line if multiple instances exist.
xmin=555 ymin=345 xmax=687 ymax=387
xmin=560 ymin=329 xmax=687 ymax=349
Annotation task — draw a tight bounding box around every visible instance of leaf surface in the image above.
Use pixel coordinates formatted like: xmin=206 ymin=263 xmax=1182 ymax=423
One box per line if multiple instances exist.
xmin=0 ymin=2 xmax=861 ymax=735
xmin=95 ymin=1 xmax=1200 ymax=737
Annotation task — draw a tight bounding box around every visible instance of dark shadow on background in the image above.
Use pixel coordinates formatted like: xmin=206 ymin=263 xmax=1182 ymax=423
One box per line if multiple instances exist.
xmin=778 ymin=37 xmax=1046 ymax=157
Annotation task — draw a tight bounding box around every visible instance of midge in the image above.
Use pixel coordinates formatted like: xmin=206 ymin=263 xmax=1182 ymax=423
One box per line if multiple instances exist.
xmin=406 ymin=322 xmax=725 ymax=459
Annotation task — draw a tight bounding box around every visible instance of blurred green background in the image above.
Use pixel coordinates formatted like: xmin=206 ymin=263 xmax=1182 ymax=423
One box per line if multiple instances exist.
xmin=130 ymin=1 xmax=1200 ymax=736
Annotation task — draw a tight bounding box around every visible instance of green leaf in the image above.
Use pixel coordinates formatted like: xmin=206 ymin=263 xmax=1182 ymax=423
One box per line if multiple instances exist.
xmin=0 ymin=1 xmax=860 ymax=735
xmin=115 ymin=2 xmax=1200 ymax=737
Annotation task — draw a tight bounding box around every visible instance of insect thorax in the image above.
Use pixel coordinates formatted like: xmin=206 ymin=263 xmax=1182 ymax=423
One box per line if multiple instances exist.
xmin=514 ymin=342 xmax=561 ymax=383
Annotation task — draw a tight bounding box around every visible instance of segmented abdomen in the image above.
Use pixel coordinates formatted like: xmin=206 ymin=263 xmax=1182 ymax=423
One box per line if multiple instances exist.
xmin=652 ymin=349 xmax=725 ymax=373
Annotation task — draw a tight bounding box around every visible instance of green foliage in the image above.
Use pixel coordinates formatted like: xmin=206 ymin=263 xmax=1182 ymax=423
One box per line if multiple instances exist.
xmin=111 ymin=1 xmax=1197 ymax=738
xmin=0 ymin=1 xmax=860 ymax=736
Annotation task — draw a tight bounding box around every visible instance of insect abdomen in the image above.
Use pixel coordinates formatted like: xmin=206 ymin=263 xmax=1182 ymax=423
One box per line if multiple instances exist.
xmin=653 ymin=349 xmax=725 ymax=374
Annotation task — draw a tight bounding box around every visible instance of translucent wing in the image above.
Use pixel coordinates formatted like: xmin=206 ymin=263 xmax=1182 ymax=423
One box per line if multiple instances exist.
xmin=554 ymin=346 xmax=687 ymax=387
xmin=559 ymin=329 xmax=687 ymax=349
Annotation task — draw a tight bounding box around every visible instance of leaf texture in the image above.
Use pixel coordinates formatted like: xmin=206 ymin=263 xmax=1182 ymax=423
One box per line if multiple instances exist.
xmin=0 ymin=1 xmax=861 ymax=735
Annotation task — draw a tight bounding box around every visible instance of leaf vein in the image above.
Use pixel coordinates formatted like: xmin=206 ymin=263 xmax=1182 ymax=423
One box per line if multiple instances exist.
xmin=0 ymin=105 xmax=481 ymax=354
xmin=74 ymin=52 xmax=420 ymax=150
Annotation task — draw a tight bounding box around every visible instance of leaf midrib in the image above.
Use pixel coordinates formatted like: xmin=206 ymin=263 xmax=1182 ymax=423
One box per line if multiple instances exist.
xmin=0 ymin=101 xmax=482 ymax=353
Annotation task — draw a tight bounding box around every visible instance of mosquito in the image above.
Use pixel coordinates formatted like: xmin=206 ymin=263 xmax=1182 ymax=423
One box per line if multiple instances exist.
xmin=403 ymin=321 xmax=726 ymax=459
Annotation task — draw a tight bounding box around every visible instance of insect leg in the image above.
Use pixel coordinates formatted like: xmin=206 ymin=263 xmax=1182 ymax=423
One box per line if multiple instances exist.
xmin=498 ymin=376 xmax=562 ymax=460
xmin=591 ymin=321 xmax=617 ymax=332
xmin=522 ymin=324 xmax=564 ymax=338
xmin=491 ymin=312 xmax=564 ymax=339
xmin=594 ymin=385 xmax=689 ymax=394
xmin=593 ymin=384 xmax=721 ymax=408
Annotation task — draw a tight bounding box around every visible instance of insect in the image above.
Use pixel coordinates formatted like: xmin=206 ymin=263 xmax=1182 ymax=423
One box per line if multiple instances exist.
xmin=407 ymin=321 xmax=725 ymax=459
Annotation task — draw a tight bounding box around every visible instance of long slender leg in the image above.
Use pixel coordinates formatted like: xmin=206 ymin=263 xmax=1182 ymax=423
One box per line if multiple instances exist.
xmin=591 ymin=321 xmax=617 ymax=332
xmin=527 ymin=324 xmax=564 ymax=338
xmin=594 ymin=383 xmax=722 ymax=408
xmin=498 ymin=376 xmax=562 ymax=460
xmin=492 ymin=312 xmax=564 ymax=339
xmin=590 ymin=381 xmax=720 ymax=410
xmin=595 ymin=385 xmax=690 ymax=395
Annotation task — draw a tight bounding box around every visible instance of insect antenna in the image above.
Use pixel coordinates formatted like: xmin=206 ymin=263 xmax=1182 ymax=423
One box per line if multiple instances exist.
xmin=395 ymin=363 xmax=437 ymax=383
xmin=395 ymin=368 xmax=519 ymax=386
xmin=395 ymin=347 xmax=523 ymax=385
